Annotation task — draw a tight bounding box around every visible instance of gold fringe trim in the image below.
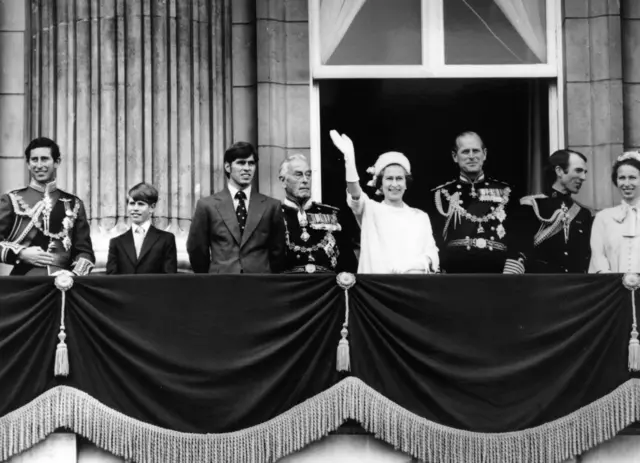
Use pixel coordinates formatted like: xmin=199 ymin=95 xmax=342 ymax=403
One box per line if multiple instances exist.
xmin=2 ymin=378 xmax=640 ymax=463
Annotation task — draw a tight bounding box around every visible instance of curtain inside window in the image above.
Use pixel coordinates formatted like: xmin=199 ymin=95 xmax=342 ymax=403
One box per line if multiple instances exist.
xmin=319 ymin=0 xmax=368 ymax=64
xmin=493 ymin=0 xmax=547 ymax=63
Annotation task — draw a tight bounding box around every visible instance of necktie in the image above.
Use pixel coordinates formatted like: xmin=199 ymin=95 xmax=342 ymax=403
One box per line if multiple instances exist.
xmin=235 ymin=191 xmax=247 ymax=235
xmin=134 ymin=226 xmax=145 ymax=258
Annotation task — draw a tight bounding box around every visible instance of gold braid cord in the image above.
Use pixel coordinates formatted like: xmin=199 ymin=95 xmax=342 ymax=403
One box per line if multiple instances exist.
xmin=2 ymin=378 xmax=640 ymax=463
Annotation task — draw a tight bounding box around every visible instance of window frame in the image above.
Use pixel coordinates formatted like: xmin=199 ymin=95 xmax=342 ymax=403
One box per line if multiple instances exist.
xmin=308 ymin=0 xmax=565 ymax=201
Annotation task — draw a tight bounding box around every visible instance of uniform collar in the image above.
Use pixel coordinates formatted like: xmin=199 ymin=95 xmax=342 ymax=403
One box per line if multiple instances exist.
xmin=547 ymin=187 xmax=572 ymax=200
xmin=459 ymin=172 xmax=485 ymax=184
xmin=283 ymin=197 xmax=314 ymax=211
xmin=29 ymin=178 xmax=58 ymax=194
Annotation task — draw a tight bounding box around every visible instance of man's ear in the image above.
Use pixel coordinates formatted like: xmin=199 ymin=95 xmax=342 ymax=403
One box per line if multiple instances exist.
xmin=451 ymin=151 xmax=457 ymax=163
xmin=224 ymin=162 xmax=230 ymax=174
xmin=554 ymin=165 xmax=564 ymax=178
xmin=54 ymin=157 xmax=62 ymax=167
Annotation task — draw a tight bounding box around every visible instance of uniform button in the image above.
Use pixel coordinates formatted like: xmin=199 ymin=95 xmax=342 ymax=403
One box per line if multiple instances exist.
xmin=564 ymin=269 xmax=568 ymax=272
xmin=564 ymin=252 xmax=568 ymax=256
xmin=457 ymin=185 xmax=462 ymax=189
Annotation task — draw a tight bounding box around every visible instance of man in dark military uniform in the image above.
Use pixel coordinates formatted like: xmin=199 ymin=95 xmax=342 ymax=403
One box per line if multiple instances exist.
xmin=432 ymin=131 xmax=512 ymax=273
xmin=0 ymin=137 xmax=95 ymax=276
xmin=279 ymin=153 xmax=355 ymax=273
xmin=503 ymin=149 xmax=592 ymax=274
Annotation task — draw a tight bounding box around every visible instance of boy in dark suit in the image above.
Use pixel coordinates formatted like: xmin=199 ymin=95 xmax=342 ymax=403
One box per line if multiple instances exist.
xmin=106 ymin=182 xmax=177 ymax=274
xmin=186 ymin=142 xmax=285 ymax=273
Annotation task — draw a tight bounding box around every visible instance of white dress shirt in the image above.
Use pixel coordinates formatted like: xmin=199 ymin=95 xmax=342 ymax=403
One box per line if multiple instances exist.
xmin=228 ymin=184 xmax=252 ymax=211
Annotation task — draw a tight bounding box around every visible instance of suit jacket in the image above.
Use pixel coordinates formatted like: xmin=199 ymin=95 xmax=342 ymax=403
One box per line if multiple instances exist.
xmin=186 ymin=188 xmax=286 ymax=273
xmin=106 ymin=226 xmax=178 ymax=274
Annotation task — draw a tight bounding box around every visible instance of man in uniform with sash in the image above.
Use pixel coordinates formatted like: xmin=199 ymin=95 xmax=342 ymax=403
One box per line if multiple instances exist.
xmin=279 ymin=153 xmax=356 ymax=273
xmin=503 ymin=149 xmax=592 ymax=274
xmin=0 ymin=137 xmax=95 ymax=276
xmin=432 ymin=131 xmax=512 ymax=273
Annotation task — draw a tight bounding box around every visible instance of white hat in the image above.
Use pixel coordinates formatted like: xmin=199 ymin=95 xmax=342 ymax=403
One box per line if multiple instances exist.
xmin=365 ymin=151 xmax=411 ymax=189
xmin=618 ymin=151 xmax=640 ymax=162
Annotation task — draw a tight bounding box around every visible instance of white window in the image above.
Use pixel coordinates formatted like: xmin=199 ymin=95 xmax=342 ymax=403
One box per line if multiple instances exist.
xmin=308 ymin=0 xmax=564 ymax=202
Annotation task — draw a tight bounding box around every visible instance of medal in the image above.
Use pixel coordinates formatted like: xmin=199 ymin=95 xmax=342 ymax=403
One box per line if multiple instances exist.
xmin=496 ymin=224 xmax=506 ymax=239
xmin=477 ymin=224 xmax=484 ymax=233
xmin=301 ymin=228 xmax=310 ymax=242
xmin=305 ymin=264 xmax=316 ymax=273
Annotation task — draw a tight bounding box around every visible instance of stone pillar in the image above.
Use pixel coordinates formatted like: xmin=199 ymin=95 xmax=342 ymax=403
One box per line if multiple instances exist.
xmin=256 ymin=0 xmax=310 ymax=199
xmin=564 ymin=0 xmax=624 ymax=210
xmin=622 ymin=0 xmax=640 ymax=152
xmin=29 ymin=0 xmax=233 ymax=270
xmin=0 ymin=0 xmax=28 ymax=276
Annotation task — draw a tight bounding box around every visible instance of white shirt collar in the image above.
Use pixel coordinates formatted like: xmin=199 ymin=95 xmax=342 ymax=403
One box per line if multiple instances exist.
xmin=133 ymin=220 xmax=152 ymax=234
xmin=228 ymin=183 xmax=251 ymax=201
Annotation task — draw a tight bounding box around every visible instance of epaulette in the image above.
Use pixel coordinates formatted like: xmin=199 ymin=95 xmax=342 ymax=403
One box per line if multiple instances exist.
xmin=5 ymin=187 xmax=26 ymax=195
xmin=314 ymin=202 xmax=340 ymax=212
xmin=486 ymin=177 xmax=511 ymax=187
xmin=520 ymin=194 xmax=547 ymax=206
xmin=431 ymin=179 xmax=457 ymax=192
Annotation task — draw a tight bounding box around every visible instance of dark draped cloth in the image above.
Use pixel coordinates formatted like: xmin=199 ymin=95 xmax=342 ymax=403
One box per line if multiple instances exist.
xmin=0 ymin=274 xmax=638 ymax=463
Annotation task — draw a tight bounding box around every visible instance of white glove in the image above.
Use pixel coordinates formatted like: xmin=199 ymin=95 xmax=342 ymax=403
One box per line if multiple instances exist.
xmin=330 ymin=130 xmax=359 ymax=182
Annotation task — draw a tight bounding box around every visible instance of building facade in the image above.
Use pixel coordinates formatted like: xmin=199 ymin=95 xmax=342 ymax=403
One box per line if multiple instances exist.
xmin=1 ymin=0 xmax=639 ymax=274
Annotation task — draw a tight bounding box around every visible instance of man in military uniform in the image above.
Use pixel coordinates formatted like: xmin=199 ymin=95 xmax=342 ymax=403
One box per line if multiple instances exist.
xmin=432 ymin=131 xmax=513 ymax=273
xmin=279 ymin=153 xmax=355 ymax=273
xmin=503 ymin=149 xmax=592 ymax=274
xmin=0 ymin=137 xmax=95 ymax=276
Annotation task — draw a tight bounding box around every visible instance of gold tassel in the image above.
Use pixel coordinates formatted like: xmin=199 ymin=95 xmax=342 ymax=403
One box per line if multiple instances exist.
xmin=337 ymin=327 xmax=350 ymax=372
xmin=335 ymin=273 xmax=356 ymax=373
xmin=55 ymin=331 xmax=69 ymax=377
xmin=630 ymin=327 xmax=640 ymax=372
xmin=53 ymin=272 xmax=74 ymax=378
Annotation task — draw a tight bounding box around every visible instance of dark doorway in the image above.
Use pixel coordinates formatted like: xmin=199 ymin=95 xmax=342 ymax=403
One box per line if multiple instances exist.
xmin=319 ymin=79 xmax=549 ymax=214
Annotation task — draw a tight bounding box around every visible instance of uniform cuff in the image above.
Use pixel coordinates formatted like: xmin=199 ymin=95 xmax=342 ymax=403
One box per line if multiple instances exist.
xmin=72 ymin=257 xmax=94 ymax=276
xmin=0 ymin=242 xmax=26 ymax=265
xmin=503 ymin=258 xmax=525 ymax=275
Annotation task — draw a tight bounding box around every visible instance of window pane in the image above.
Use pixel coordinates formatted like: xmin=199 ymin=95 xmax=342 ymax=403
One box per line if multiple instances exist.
xmin=320 ymin=0 xmax=421 ymax=65
xmin=444 ymin=0 xmax=547 ymax=65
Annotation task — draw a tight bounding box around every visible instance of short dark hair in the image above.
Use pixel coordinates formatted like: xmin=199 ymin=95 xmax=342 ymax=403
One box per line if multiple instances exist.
xmin=611 ymin=156 xmax=640 ymax=186
xmin=128 ymin=182 xmax=159 ymax=205
xmin=453 ymin=131 xmax=485 ymax=152
xmin=223 ymin=142 xmax=258 ymax=178
xmin=373 ymin=164 xmax=413 ymax=192
xmin=25 ymin=137 xmax=61 ymax=162
xmin=544 ymin=149 xmax=588 ymax=189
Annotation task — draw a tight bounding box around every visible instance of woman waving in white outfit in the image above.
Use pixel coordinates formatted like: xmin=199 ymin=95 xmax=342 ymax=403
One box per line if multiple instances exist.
xmin=330 ymin=130 xmax=439 ymax=274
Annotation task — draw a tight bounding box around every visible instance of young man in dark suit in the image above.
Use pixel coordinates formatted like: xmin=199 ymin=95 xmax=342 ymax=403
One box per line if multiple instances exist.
xmin=106 ymin=182 xmax=177 ymax=274
xmin=186 ymin=141 xmax=285 ymax=273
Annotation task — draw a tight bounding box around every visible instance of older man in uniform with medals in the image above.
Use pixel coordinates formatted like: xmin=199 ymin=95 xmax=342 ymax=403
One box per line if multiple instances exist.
xmin=279 ymin=153 xmax=355 ymax=273
xmin=432 ymin=131 xmax=512 ymax=273
xmin=503 ymin=149 xmax=592 ymax=274
xmin=0 ymin=137 xmax=95 ymax=276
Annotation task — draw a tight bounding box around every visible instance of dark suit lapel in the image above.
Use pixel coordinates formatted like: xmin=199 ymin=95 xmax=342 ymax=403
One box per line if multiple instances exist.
xmin=137 ymin=226 xmax=161 ymax=265
xmin=241 ymin=191 xmax=267 ymax=248
xmin=215 ymin=189 xmax=242 ymax=245
xmin=122 ymin=229 xmax=138 ymax=266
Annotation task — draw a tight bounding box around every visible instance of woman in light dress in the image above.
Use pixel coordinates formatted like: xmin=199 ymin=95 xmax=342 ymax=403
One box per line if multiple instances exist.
xmin=589 ymin=151 xmax=640 ymax=273
xmin=330 ymin=130 xmax=439 ymax=274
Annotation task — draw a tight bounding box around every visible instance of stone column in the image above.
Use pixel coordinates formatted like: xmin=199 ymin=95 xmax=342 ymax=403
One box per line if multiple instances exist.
xmin=256 ymin=0 xmax=310 ymax=199
xmin=0 ymin=0 xmax=28 ymax=276
xmin=564 ymin=0 xmax=624 ymax=210
xmin=29 ymin=0 xmax=233 ymax=270
xmin=622 ymin=0 xmax=640 ymax=152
